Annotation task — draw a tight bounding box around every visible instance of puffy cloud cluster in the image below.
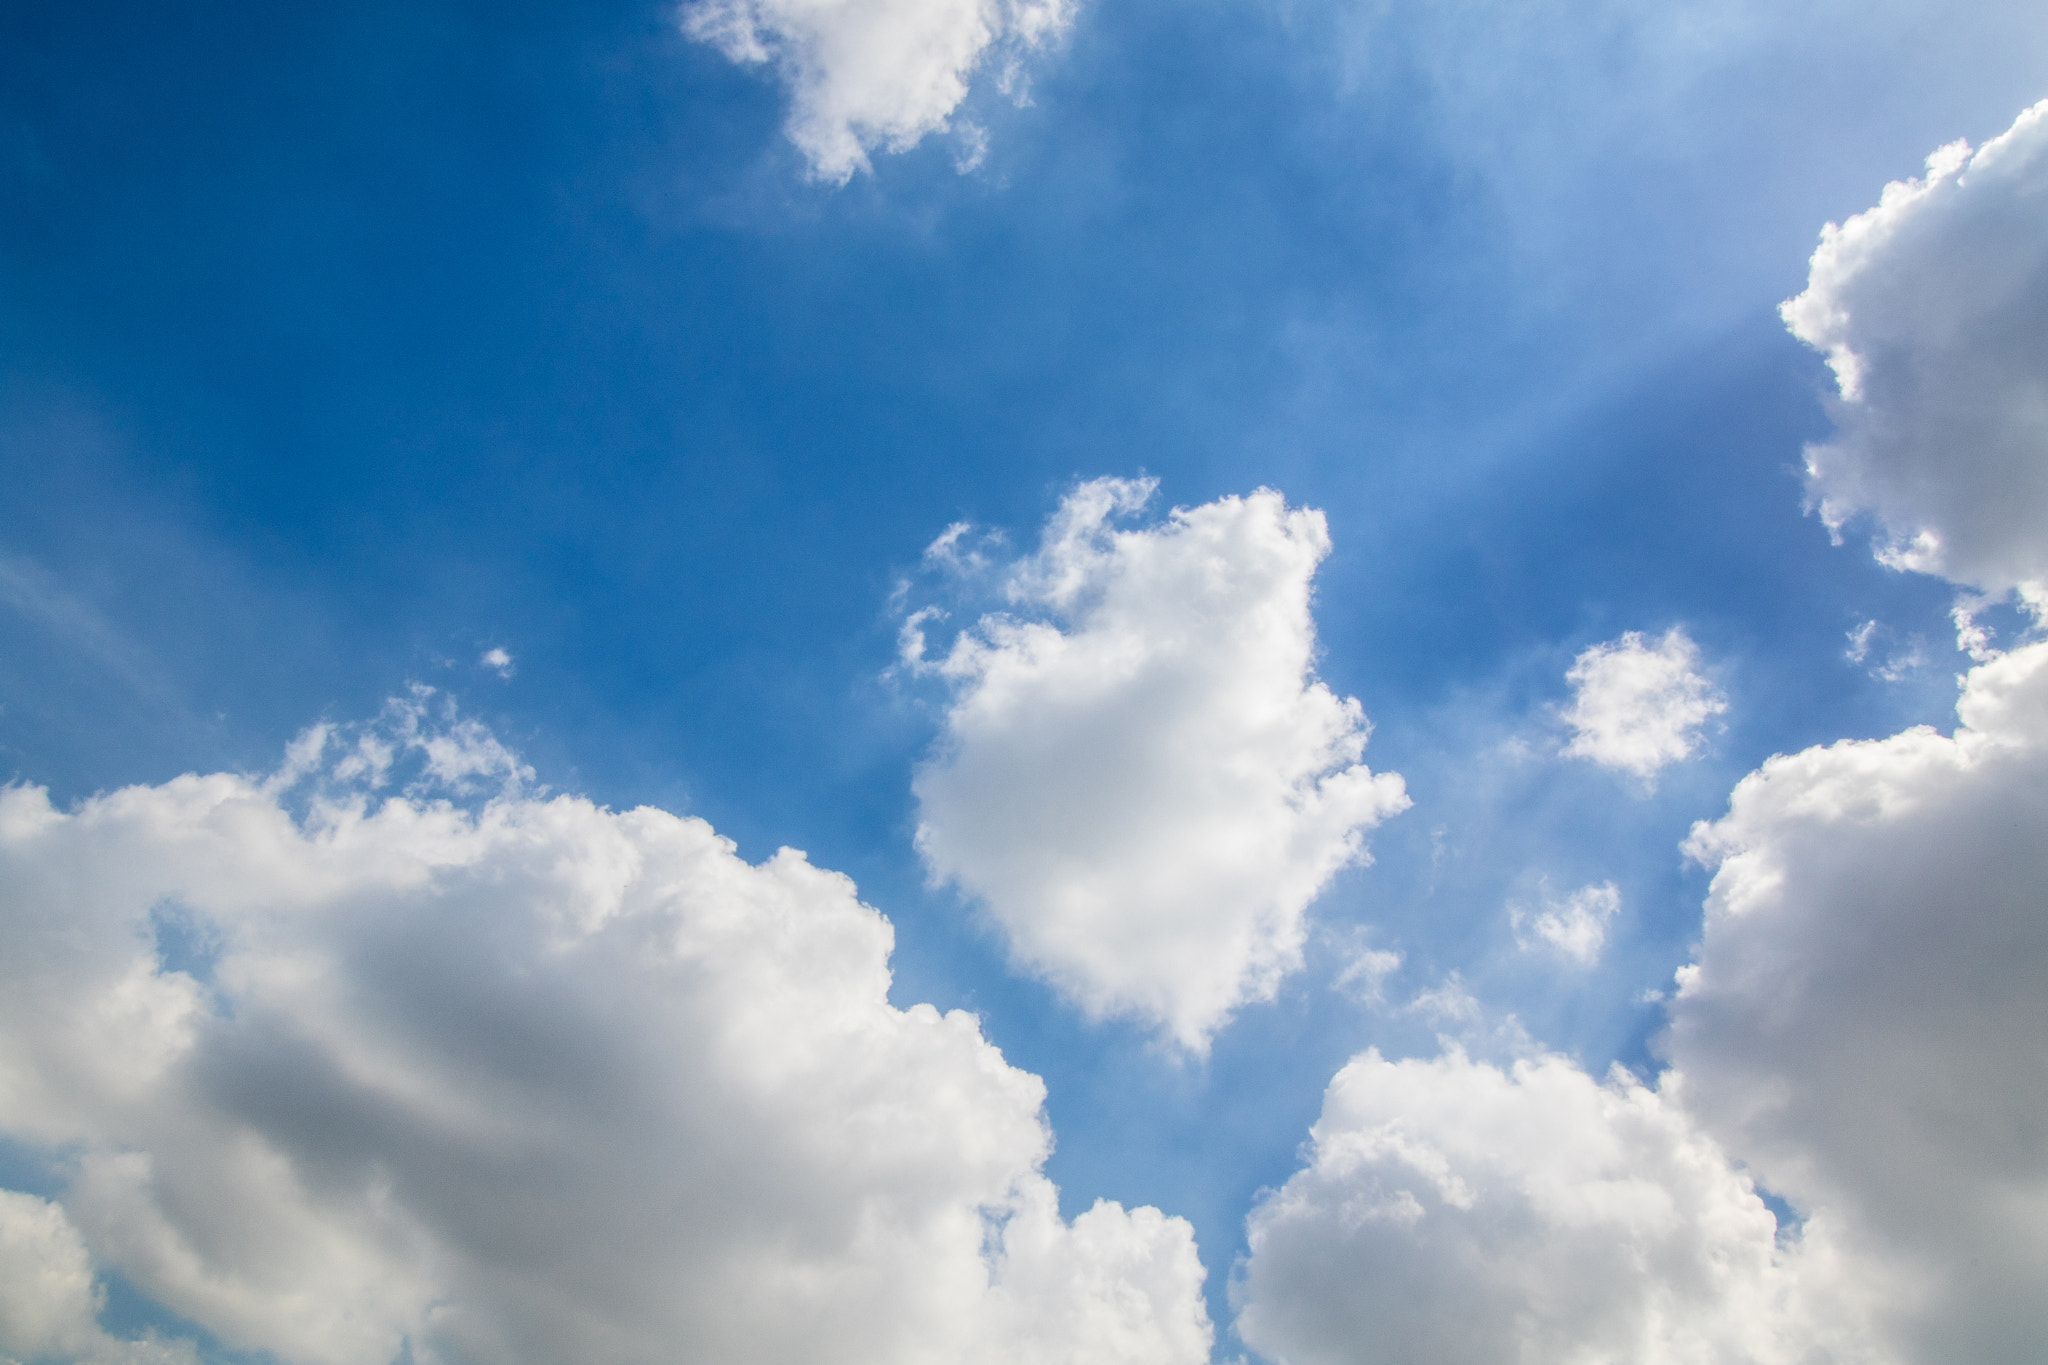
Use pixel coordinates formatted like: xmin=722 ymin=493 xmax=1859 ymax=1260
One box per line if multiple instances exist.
xmin=1561 ymin=628 xmax=1726 ymax=783
xmin=0 ymin=705 xmax=1211 ymax=1365
xmin=910 ymin=479 xmax=1409 ymax=1051
xmin=1234 ymin=1048 xmax=1877 ymax=1365
xmin=682 ymin=0 xmax=1073 ymax=181
xmin=1239 ymin=622 xmax=2048 ymax=1365
xmin=1781 ymin=99 xmax=2048 ymax=600
xmin=1239 ymin=104 xmax=2048 ymax=1365
xmin=1671 ymin=639 xmax=2048 ymax=1361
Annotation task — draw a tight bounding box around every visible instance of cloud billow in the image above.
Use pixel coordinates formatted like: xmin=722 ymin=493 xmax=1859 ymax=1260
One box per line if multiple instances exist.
xmin=1237 ymin=633 xmax=2048 ymax=1365
xmin=1234 ymin=1048 xmax=1879 ymax=1365
xmin=1781 ymin=99 xmax=2048 ymax=602
xmin=1235 ymin=105 xmax=2048 ymax=1365
xmin=910 ymin=479 xmax=1409 ymax=1052
xmin=0 ymin=705 xmax=1212 ymax=1365
xmin=1671 ymin=640 xmax=2048 ymax=1361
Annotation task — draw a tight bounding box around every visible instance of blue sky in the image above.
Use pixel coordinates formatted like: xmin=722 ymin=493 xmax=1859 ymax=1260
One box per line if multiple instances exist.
xmin=3 ymin=2 xmax=2047 ymax=1362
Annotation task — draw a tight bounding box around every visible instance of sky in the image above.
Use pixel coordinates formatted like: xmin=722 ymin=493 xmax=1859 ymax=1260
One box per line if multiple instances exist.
xmin=1 ymin=1 xmax=2046 ymax=1362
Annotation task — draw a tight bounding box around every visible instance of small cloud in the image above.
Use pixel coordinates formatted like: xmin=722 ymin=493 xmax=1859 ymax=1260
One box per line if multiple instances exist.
xmin=1404 ymin=973 xmax=1483 ymax=1028
xmin=680 ymin=0 xmax=1074 ymax=183
xmin=1509 ymin=880 xmax=1621 ymax=966
xmin=1874 ymin=647 xmax=1926 ymax=684
xmin=952 ymin=121 xmax=991 ymax=174
xmin=1846 ymin=620 xmax=1926 ymax=681
xmin=269 ymin=685 xmax=536 ymax=804
xmin=895 ymin=606 xmax=949 ymax=673
xmin=1399 ymin=974 xmax=1538 ymax=1060
xmin=480 ymin=647 xmax=515 ymax=678
xmin=1331 ymin=934 xmax=1403 ymax=1006
xmin=1561 ymin=628 xmax=1726 ymax=786
xmin=1951 ymin=595 xmax=2005 ymax=663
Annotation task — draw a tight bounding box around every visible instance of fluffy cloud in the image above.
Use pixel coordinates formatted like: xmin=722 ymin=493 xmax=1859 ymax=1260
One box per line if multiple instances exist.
xmin=1236 ymin=658 xmax=2048 ymax=1365
xmin=682 ymin=0 xmax=1073 ymax=182
xmin=0 ymin=1191 xmax=196 ymax=1365
xmin=1670 ymin=639 xmax=2048 ymax=1361
xmin=1780 ymin=99 xmax=2048 ymax=600
xmin=1508 ymin=880 xmax=1619 ymax=965
xmin=910 ymin=479 xmax=1409 ymax=1050
xmin=1234 ymin=1047 xmax=1877 ymax=1365
xmin=0 ymin=704 xmax=1211 ymax=1365
xmin=1238 ymin=95 xmax=2048 ymax=1365
xmin=1561 ymin=628 xmax=1726 ymax=783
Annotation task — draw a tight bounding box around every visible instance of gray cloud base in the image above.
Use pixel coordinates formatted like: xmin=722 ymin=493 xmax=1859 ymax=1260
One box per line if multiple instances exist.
xmin=1236 ymin=97 xmax=2048 ymax=1362
xmin=1782 ymin=99 xmax=2048 ymax=599
xmin=1672 ymin=640 xmax=2048 ymax=1361
xmin=0 ymin=728 xmax=1212 ymax=1365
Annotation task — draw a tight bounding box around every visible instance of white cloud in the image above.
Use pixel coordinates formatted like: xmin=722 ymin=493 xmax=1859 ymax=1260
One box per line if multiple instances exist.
xmin=1671 ymin=639 xmax=2048 ymax=1361
xmin=1845 ymin=620 xmax=1925 ymax=682
xmin=1330 ymin=938 xmax=1402 ymax=1006
xmin=479 ymin=647 xmax=514 ymax=678
xmin=1237 ymin=94 xmax=2048 ymax=1365
xmin=1508 ymin=880 xmax=1620 ymax=965
xmin=910 ymin=479 xmax=1409 ymax=1051
xmin=279 ymin=685 xmax=535 ymax=800
xmin=1781 ymin=99 xmax=2048 ymax=601
xmin=1845 ymin=618 xmax=1879 ymax=663
xmin=681 ymin=0 xmax=1073 ymax=183
xmin=0 ymin=702 xmax=1212 ymax=1365
xmin=1234 ymin=1047 xmax=1879 ymax=1365
xmin=1237 ymin=661 xmax=2048 ymax=1365
xmin=1561 ymin=628 xmax=1726 ymax=783
xmin=0 ymin=1191 xmax=196 ymax=1365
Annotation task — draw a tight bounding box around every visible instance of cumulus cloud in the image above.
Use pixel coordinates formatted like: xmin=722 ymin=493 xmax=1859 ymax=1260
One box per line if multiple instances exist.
xmin=1508 ymin=879 xmax=1619 ymax=965
xmin=1671 ymin=639 xmax=2048 ymax=1361
xmin=0 ymin=702 xmax=1212 ymax=1365
xmin=478 ymin=647 xmax=514 ymax=678
xmin=681 ymin=0 xmax=1073 ymax=182
xmin=1234 ymin=1047 xmax=1878 ymax=1365
xmin=1781 ymin=99 xmax=2048 ymax=601
xmin=1561 ymin=628 xmax=1726 ymax=783
xmin=909 ymin=479 xmax=1409 ymax=1051
xmin=1236 ymin=660 xmax=2048 ymax=1365
xmin=1237 ymin=96 xmax=2048 ymax=1365
xmin=0 ymin=1192 xmax=197 ymax=1365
